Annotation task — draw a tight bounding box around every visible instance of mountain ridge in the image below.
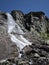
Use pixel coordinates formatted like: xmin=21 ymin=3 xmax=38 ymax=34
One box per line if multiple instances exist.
xmin=0 ymin=10 xmax=49 ymax=65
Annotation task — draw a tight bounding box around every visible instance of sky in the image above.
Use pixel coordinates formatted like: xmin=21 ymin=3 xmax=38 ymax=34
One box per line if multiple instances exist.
xmin=0 ymin=0 xmax=49 ymax=17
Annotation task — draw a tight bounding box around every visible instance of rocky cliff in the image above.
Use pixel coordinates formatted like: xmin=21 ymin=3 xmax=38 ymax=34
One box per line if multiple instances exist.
xmin=0 ymin=10 xmax=49 ymax=65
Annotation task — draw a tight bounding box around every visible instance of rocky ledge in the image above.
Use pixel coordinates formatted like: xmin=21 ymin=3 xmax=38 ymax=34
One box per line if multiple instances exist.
xmin=0 ymin=10 xmax=49 ymax=65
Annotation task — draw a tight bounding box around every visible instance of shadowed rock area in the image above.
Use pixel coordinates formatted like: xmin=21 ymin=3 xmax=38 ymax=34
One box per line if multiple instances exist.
xmin=0 ymin=10 xmax=49 ymax=65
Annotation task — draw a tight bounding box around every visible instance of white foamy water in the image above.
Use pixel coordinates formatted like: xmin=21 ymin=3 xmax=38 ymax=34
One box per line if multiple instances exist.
xmin=6 ymin=13 xmax=15 ymax=33
xmin=6 ymin=13 xmax=32 ymax=51
xmin=20 ymin=35 xmax=31 ymax=45
xmin=9 ymin=34 xmax=27 ymax=50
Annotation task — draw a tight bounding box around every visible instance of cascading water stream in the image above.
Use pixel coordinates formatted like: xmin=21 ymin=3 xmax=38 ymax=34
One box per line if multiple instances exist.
xmin=6 ymin=13 xmax=32 ymax=51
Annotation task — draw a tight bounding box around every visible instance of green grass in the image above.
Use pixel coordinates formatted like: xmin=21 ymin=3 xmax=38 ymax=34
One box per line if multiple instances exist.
xmin=40 ymin=32 xmax=49 ymax=40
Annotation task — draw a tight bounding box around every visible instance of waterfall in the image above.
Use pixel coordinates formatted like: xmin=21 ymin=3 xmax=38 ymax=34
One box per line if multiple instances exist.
xmin=6 ymin=13 xmax=32 ymax=51
xmin=6 ymin=13 xmax=15 ymax=33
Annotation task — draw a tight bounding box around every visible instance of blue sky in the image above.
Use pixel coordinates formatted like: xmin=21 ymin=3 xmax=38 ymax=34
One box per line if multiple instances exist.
xmin=0 ymin=0 xmax=49 ymax=17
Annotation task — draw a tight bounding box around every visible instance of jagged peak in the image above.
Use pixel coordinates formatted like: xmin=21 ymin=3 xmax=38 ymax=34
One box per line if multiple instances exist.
xmin=11 ymin=10 xmax=24 ymax=20
xmin=25 ymin=11 xmax=45 ymax=19
xmin=11 ymin=10 xmax=24 ymax=15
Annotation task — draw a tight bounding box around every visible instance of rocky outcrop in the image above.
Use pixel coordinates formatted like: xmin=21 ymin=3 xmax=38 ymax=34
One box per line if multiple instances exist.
xmin=11 ymin=10 xmax=26 ymax=32
xmin=0 ymin=10 xmax=49 ymax=65
xmin=24 ymin=11 xmax=47 ymax=33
